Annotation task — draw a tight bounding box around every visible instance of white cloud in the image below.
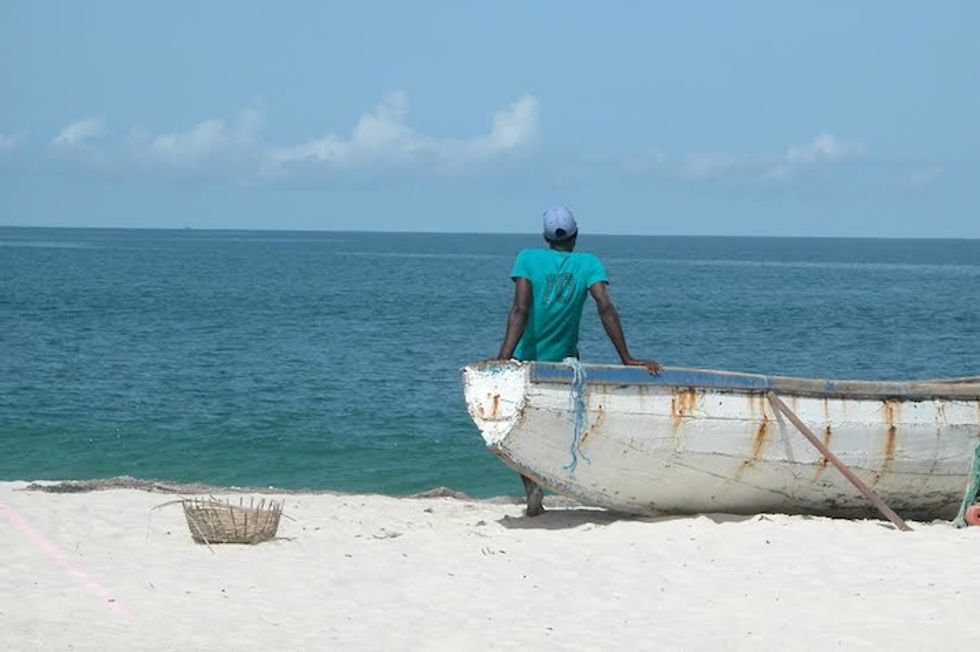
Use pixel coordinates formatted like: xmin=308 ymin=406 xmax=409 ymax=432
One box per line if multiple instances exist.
xmin=52 ymin=118 xmax=105 ymax=147
xmin=0 ymin=132 xmax=26 ymax=152
xmin=22 ymin=96 xmax=539 ymax=180
xmin=269 ymin=92 xmax=538 ymax=174
xmin=619 ymin=133 xmax=866 ymax=183
xmin=765 ymin=133 xmax=865 ymax=180
xmin=127 ymin=109 xmax=262 ymax=173
xmin=472 ymin=93 xmax=539 ymax=155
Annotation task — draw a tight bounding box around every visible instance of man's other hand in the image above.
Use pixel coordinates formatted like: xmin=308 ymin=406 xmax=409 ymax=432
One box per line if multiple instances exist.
xmin=623 ymin=358 xmax=662 ymax=375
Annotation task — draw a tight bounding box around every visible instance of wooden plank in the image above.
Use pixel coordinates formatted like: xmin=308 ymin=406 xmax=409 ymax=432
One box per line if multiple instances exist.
xmin=768 ymin=393 xmax=912 ymax=532
xmin=527 ymin=362 xmax=980 ymax=401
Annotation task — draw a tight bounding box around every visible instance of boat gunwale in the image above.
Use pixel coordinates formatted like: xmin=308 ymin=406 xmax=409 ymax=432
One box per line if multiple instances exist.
xmin=519 ymin=362 xmax=980 ymax=401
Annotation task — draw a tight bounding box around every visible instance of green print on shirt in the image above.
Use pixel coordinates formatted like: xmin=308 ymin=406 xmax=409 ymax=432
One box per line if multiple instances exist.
xmin=542 ymin=272 xmax=575 ymax=305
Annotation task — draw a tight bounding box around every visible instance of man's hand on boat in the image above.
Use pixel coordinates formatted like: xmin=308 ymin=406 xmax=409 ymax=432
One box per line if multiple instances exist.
xmin=622 ymin=357 xmax=662 ymax=375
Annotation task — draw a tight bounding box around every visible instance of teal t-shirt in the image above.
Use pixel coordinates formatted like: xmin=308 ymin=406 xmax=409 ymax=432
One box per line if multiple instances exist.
xmin=510 ymin=248 xmax=609 ymax=362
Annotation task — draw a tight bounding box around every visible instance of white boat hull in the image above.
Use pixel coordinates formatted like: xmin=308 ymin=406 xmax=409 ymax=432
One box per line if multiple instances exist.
xmin=462 ymin=362 xmax=980 ymax=517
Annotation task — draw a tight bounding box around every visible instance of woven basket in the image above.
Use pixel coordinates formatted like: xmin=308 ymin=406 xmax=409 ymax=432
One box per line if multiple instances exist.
xmin=181 ymin=497 xmax=283 ymax=544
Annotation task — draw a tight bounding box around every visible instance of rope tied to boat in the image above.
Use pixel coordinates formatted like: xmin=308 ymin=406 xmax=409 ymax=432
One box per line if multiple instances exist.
xmin=562 ymin=357 xmax=590 ymax=473
xmin=953 ymin=442 xmax=980 ymax=528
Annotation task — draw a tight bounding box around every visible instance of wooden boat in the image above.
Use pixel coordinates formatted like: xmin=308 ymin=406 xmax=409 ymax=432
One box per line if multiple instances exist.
xmin=462 ymin=361 xmax=980 ymax=518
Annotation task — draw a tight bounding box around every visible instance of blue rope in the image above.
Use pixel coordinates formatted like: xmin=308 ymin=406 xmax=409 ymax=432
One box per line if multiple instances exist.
xmin=562 ymin=357 xmax=590 ymax=473
xmin=953 ymin=442 xmax=980 ymax=528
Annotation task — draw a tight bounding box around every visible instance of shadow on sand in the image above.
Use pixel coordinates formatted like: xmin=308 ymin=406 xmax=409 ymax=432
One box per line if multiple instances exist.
xmin=497 ymin=507 xmax=766 ymax=531
xmin=497 ymin=508 xmax=629 ymax=530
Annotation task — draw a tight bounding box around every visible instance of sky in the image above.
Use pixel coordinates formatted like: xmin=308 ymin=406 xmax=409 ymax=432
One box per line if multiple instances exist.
xmin=1 ymin=2 xmax=978 ymax=237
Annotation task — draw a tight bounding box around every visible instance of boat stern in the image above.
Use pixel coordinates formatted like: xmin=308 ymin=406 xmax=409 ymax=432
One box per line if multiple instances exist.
xmin=461 ymin=361 xmax=527 ymax=447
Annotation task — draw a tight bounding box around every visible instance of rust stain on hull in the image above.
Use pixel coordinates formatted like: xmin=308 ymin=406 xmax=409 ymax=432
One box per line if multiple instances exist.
xmin=813 ymin=425 xmax=833 ymax=479
xmin=670 ymin=388 xmax=698 ymax=419
xmin=885 ymin=425 xmax=897 ymax=460
xmin=875 ymin=400 xmax=902 ymax=484
xmin=669 ymin=387 xmax=698 ymax=437
xmin=737 ymin=415 xmax=771 ymax=477
xmin=579 ymin=404 xmax=605 ymax=447
xmin=883 ymin=400 xmax=900 ymax=461
xmin=750 ymin=418 xmax=770 ymax=461
xmin=475 ymin=393 xmax=502 ymax=420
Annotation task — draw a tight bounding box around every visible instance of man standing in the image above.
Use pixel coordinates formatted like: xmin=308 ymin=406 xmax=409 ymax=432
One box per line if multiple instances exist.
xmin=493 ymin=206 xmax=661 ymax=515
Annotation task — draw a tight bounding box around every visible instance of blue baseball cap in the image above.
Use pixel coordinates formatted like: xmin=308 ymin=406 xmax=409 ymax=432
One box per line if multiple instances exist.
xmin=543 ymin=206 xmax=578 ymax=243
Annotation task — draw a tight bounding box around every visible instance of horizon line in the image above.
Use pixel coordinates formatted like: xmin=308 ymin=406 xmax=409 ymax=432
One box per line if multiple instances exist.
xmin=1 ymin=223 xmax=978 ymax=242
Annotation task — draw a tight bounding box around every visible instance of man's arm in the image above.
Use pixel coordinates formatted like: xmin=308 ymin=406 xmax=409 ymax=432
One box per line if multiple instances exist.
xmin=589 ymin=282 xmax=661 ymax=374
xmin=493 ymin=278 xmax=532 ymax=360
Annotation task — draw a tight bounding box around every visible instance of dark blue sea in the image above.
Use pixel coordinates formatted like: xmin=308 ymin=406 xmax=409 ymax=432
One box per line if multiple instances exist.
xmin=2 ymin=227 xmax=979 ymax=496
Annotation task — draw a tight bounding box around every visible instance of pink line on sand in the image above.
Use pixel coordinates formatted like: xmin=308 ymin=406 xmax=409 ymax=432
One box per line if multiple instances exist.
xmin=0 ymin=500 xmax=135 ymax=621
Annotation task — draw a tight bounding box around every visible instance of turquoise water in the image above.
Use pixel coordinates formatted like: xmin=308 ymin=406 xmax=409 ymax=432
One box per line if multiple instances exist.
xmin=2 ymin=227 xmax=979 ymax=497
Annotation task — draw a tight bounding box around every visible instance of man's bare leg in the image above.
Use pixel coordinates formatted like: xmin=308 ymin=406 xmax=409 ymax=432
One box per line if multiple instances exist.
xmin=521 ymin=474 xmax=545 ymax=516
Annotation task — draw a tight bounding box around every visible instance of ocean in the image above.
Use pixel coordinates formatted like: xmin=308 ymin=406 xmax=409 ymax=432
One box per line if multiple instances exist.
xmin=2 ymin=227 xmax=979 ymax=497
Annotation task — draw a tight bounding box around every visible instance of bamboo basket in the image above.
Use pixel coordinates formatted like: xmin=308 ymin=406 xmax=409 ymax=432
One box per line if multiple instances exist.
xmin=181 ymin=497 xmax=283 ymax=544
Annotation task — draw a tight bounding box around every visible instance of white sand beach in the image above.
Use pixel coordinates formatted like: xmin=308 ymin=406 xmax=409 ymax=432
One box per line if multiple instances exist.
xmin=1 ymin=480 xmax=978 ymax=651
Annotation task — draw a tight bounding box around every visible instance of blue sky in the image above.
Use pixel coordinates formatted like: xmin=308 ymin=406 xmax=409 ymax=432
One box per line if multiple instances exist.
xmin=1 ymin=2 xmax=978 ymax=236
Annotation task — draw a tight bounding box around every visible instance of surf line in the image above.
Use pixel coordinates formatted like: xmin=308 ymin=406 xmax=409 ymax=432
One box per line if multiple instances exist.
xmin=0 ymin=500 xmax=136 ymax=621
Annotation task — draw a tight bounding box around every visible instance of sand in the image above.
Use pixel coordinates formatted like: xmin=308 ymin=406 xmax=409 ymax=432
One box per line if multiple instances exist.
xmin=1 ymin=481 xmax=978 ymax=651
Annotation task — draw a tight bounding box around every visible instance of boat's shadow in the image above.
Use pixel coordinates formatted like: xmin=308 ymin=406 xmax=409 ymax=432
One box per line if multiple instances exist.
xmin=497 ymin=508 xmax=763 ymax=530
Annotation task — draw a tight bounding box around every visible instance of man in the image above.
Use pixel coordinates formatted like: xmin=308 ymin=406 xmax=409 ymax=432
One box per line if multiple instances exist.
xmin=493 ymin=206 xmax=661 ymax=515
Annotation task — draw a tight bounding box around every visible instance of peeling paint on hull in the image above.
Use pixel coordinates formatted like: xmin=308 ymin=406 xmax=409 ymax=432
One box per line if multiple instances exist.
xmin=462 ymin=362 xmax=980 ymax=518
